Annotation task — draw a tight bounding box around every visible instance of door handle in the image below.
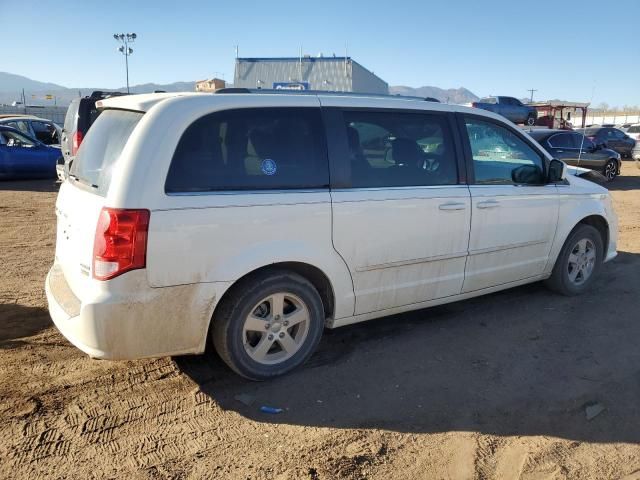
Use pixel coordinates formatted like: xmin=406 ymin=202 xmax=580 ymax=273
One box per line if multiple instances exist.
xmin=556 ymin=150 xmax=564 ymax=153
xmin=439 ymin=202 xmax=466 ymax=211
xmin=477 ymin=200 xmax=500 ymax=209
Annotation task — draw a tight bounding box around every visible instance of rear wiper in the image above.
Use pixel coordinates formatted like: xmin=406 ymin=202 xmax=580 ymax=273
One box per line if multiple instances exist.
xmin=68 ymin=173 xmax=98 ymax=189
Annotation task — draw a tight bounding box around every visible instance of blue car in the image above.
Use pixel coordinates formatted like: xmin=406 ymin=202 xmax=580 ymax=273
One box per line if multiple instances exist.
xmin=0 ymin=125 xmax=61 ymax=179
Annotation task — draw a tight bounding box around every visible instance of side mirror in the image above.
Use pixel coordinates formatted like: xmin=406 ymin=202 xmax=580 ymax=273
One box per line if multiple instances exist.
xmin=512 ymin=164 xmax=544 ymax=184
xmin=548 ymin=159 xmax=567 ymax=182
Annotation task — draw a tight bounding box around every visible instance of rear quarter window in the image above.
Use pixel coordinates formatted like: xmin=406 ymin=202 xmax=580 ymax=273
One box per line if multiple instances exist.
xmin=69 ymin=109 xmax=143 ymax=196
xmin=165 ymin=107 xmax=328 ymax=193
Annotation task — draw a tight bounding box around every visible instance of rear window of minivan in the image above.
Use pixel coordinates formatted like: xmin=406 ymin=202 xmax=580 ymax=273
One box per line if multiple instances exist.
xmin=165 ymin=107 xmax=328 ymax=193
xmin=69 ymin=109 xmax=143 ymax=195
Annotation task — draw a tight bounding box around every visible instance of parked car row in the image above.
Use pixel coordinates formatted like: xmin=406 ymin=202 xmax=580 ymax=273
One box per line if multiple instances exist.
xmin=60 ymin=91 xmax=127 ymax=177
xmin=0 ymin=91 xmax=128 ymax=181
xmin=575 ymin=126 xmax=636 ymax=158
xmin=528 ymin=129 xmax=621 ymax=181
xmin=472 ymin=98 xmax=637 ymax=164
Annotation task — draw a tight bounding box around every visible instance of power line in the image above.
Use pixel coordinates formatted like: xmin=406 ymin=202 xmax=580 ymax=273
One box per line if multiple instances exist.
xmin=527 ymin=88 xmax=537 ymax=102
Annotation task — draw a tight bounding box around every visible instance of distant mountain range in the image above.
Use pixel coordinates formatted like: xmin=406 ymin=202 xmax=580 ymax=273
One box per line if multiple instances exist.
xmin=0 ymin=72 xmax=480 ymax=106
xmin=0 ymin=72 xmax=197 ymax=106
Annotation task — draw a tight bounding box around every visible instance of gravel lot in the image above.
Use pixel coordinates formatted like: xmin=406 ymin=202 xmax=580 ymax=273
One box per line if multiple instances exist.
xmin=1 ymin=163 xmax=640 ymax=479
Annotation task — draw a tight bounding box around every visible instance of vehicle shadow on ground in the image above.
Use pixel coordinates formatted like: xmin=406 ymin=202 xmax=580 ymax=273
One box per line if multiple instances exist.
xmin=607 ymin=162 xmax=640 ymax=191
xmin=0 ymin=303 xmax=52 ymax=349
xmin=178 ymin=250 xmax=640 ymax=443
xmin=0 ymin=179 xmax=59 ymax=192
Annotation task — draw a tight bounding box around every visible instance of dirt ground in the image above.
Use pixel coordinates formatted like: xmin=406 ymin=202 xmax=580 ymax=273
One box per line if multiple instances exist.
xmin=1 ymin=164 xmax=640 ymax=480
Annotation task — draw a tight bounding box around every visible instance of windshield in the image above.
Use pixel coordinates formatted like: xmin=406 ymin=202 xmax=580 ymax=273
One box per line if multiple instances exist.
xmin=69 ymin=109 xmax=143 ymax=195
xmin=628 ymin=125 xmax=640 ymax=133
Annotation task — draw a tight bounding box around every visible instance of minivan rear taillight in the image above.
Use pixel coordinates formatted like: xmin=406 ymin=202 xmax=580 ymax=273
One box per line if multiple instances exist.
xmin=93 ymin=208 xmax=150 ymax=280
xmin=71 ymin=131 xmax=83 ymax=156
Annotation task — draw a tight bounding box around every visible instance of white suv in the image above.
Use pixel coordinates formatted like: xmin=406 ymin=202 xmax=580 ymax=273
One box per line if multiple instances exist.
xmin=46 ymin=91 xmax=618 ymax=380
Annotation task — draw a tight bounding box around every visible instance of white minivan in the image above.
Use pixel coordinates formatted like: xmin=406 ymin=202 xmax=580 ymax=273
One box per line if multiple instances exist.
xmin=46 ymin=91 xmax=618 ymax=380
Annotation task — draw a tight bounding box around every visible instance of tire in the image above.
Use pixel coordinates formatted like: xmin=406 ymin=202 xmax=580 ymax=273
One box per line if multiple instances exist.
xmin=603 ymin=159 xmax=617 ymax=181
xmin=211 ymin=270 xmax=325 ymax=380
xmin=544 ymin=224 xmax=603 ymax=296
xmin=526 ymin=114 xmax=536 ymax=126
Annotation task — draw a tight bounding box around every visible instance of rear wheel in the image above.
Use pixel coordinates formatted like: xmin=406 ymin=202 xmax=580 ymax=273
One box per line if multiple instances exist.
xmin=603 ymin=159 xmax=617 ymax=181
xmin=211 ymin=270 xmax=324 ymax=380
xmin=526 ymin=114 xmax=536 ymax=126
xmin=544 ymin=224 xmax=603 ymax=296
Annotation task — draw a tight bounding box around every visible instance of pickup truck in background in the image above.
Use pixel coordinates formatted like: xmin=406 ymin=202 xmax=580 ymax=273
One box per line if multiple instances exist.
xmin=472 ymin=96 xmax=538 ymax=125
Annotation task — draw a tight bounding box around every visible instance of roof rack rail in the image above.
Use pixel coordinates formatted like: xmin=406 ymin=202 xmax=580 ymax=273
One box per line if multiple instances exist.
xmin=213 ymin=88 xmax=439 ymax=102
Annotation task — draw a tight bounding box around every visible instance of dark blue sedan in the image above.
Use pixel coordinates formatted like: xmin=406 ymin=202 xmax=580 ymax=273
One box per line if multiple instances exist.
xmin=0 ymin=125 xmax=61 ymax=179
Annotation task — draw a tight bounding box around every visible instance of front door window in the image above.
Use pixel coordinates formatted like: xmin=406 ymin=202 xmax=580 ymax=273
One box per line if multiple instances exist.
xmin=465 ymin=118 xmax=545 ymax=185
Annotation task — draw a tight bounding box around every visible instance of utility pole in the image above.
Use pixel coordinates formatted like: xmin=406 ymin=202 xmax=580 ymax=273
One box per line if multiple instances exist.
xmin=113 ymin=33 xmax=137 ymax=93
xmin=527 ymin=88 xmax=537 ymax=103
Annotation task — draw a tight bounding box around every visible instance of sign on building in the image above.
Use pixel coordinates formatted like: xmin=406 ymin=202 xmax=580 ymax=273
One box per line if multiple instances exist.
xmin=273 ymin=82 xmax=310 ymax=90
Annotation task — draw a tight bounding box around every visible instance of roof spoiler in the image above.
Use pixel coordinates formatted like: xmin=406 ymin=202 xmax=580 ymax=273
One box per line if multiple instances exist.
xmin=214 ymin=88 xmax=440 ymax=102
xmin=89 ymin=91 xmax=127 ymax=99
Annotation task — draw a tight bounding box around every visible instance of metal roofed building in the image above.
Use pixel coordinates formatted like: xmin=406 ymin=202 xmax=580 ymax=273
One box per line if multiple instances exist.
xmin=233 ymin=56 xmax=389 ymax=94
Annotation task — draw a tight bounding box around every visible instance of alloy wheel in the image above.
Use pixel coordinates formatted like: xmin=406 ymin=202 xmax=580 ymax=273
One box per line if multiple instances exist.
xmin=604 ymin=161 xmax=616 ymax=181
xmin=242 ymin=292 xmax=310 ymax=365
xmin=567 ymin=238 xmax=596 ymax=286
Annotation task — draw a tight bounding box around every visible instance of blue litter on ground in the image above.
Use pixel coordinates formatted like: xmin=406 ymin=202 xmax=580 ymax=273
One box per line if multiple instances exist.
xmin=260 ymin=405 xmax=284 ymax=414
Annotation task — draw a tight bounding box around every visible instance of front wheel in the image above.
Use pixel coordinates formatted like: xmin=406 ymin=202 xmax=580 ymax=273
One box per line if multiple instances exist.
xmin=544 ymin=225 xmax=603 ymax=296
xmin=211 ymin=270 xmax=325 ymax=380
xmin=603 ymin=159 xmax=617 ymax=181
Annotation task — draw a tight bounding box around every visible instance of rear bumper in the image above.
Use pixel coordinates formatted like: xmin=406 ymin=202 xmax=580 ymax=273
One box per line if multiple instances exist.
xmin=45 ymin=263 xmax=228 ymax=360
xmin=45 ymin=266 xmax=107 ymax=357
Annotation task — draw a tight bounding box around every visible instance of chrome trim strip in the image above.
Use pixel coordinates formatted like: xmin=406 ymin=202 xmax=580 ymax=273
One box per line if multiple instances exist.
xmin=166 ymin=188 xmax=329 ymax=196
xmin=469 ymin=239 xmax=547 ymax=256
xmin=331 ymin=185 xmax=469 ymax=193
xmin=356 ymin=251 xmax=468 ymax=272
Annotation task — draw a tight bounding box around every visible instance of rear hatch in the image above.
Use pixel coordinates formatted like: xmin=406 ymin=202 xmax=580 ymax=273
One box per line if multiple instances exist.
xmin=61 ymin=99 xmax=80 ymax=162
xmin=56 ymin=109 xmax=143 ymax=297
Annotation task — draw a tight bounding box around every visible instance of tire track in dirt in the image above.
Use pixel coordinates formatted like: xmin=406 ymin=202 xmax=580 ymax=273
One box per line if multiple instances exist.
xmin=474 ymin=434 xmax=505 ymax=480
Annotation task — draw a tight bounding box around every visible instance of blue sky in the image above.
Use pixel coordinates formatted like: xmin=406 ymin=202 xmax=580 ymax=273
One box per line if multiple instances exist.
xmin=3 ymin=0 xmax=639 ymax=106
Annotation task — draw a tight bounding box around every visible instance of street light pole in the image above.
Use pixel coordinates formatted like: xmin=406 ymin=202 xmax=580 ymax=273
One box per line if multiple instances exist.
xmin=113 ymin=33 xmax=137 ymax=93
